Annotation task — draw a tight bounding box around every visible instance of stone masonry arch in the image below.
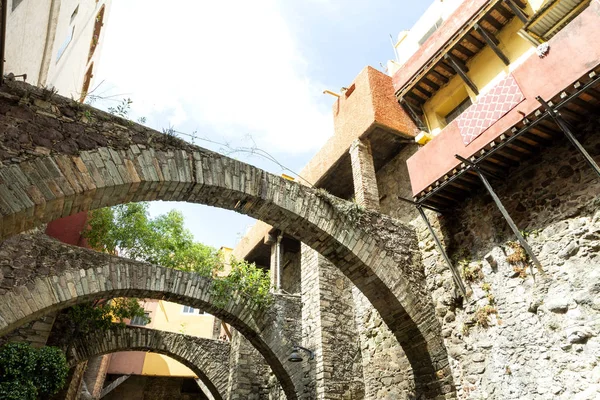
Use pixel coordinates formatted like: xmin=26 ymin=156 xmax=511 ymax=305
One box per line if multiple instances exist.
xmin=0 ymin=82 xmax=453 ymax=398
xmin=0 ymin=234 xmax=302 ymax=399
xmin=67 ymin=326 xmax=230 ymax=400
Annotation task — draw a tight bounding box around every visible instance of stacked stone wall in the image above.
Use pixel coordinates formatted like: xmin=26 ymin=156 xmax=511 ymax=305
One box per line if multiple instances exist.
xmin=377 ymin=127 xmax=600 ymax=399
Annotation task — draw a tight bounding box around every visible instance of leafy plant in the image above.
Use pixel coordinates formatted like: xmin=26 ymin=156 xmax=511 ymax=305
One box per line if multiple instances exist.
xmin=107 ymin=97 xmax=133 ymax=118
xmin=85 ymin=203 xmax=220 ymax=276
xmin=211 ymin=257 xmax=272 ymax=309
xmin=0 ymin=342 xmax=68 ymax=399
xmin=53 ymin=298 xmax=149 ymax=351
xmin=460 ymin=259 xmax=483 ymax=282
xmin=85 ymin=203 xmax=273 ymax=311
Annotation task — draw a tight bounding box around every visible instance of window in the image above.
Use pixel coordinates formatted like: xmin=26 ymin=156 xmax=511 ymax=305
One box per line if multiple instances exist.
xmin=12 ymin=0 xmax=24 ymax=12
xmin=56 ymin=26 xmax=75 ymax=62
xmin=418 ymin=18 xmax=443 ymax=46
xmin=70 ymin=5 xmax=79 ymax=24
xmin=182 ymin=306 xmax=205 ymax=315
xmin=130 ymin=312 xmax=150 ymax=326
xmin=445 ymin=97 xmax=473 ymax=124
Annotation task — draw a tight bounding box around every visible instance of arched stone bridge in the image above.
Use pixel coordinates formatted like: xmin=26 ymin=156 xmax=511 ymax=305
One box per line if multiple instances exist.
xmin=0 ymin=82 xmax=453 ymax=398
xmin=67 ymin=326 xmax=230 ymax=400
xmin=0 ymin=234 xmax=302 ymax=399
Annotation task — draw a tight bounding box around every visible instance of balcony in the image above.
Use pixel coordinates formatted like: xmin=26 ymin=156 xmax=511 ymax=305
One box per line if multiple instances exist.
xmin=406 ymin=0 xmax=600 ymax=209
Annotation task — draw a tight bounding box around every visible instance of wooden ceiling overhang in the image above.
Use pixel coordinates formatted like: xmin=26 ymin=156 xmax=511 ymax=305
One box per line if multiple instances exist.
xmin=414 ymin=67 xmax=600 ymax=210
xmin=396 ymin=0 xmax=528 ymax=128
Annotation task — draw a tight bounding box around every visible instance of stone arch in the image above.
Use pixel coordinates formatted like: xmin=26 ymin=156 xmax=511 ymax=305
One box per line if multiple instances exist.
xmin=67 ymin=326 xmax=230 ymax=400
xmin=0 ymin=82 xmax=453 ymax=397
xmin=0 ymin=234 xmax=302 ymax=399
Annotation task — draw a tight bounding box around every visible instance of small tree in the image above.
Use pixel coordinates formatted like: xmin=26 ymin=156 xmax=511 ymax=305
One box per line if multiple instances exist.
xmin=85 ymin=202 xmax=220 ymax=276
xmin=0 ymin=342 xmax=68 ymax=399
xmin=85 ymin=202 xmax=273 ymax=310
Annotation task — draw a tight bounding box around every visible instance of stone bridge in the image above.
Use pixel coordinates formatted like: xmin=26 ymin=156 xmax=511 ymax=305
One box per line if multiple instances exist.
xmin=0 ymin=82 xmax=453 ymax=398
xmin=68 ymin=326 xmax=230 ymax=400
xmin=0 ymin=234 xmax=302 ymax=399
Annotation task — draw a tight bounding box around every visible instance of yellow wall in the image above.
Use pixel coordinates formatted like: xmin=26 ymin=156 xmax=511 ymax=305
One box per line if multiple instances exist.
xmin=142 ymin=353 xmax=196 ymax=377
xmin=421 ymin=0 xmax=549 ymax=135
xmin=135 ymin=299 xmax=218 ymax=377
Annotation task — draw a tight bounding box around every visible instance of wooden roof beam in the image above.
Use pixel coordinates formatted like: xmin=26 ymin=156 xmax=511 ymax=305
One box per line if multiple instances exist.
xmin=504 ymin=0 xmax=528 ymax=23
xmin=475 ymin=24 xmax=510 ymax=66
xmin=444 ymin=53 xmax=479 ymax=95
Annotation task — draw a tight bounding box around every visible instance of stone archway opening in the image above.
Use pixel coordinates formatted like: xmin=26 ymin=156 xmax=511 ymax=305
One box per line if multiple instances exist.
xmin=66 ymin=326 xmax=231 ymax=400
xmin=0 ymin=82 xmax=454 ymax=398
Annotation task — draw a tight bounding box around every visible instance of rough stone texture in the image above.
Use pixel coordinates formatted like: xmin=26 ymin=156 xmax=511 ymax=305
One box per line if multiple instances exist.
xmin=0 ymin=81 xmax=452 ymax=398
xmin=281 ymin=249 xmax=301 ymax=295
xmin=68 ymin=325 xmax=230 ymax=400
xmin=379 ymin=122 xmax=600 ymax=399
xmin=226 ymin=329 xmax=272 ymax=400
xmin=300 ymin=245 xmax=365 ymax=400
xmin=50 ymin=361 xmax=88 ymax=400
xmin=349 ymin=139 xmax=380 ymax=211
xmin=0 ymin=312 xmax=56 ymax=347
xmin=83 ymin=355 xmax=111 ymax=398
xmin=353 ymin=288 xmax=414 ymax=400
xmin=102 ymin=375 xmax=208 ymax=400
xmin=0 ymin=233 xmax=303 ymax=400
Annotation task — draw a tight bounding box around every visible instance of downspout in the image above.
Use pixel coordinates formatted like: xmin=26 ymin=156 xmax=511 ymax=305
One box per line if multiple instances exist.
xmin=276 ymin=234 xmax=283 ymax=292
xmin=38 ymin=0 xmax=61 ymax=86
xmin=0 ymin=0 xmax=7 ymax=83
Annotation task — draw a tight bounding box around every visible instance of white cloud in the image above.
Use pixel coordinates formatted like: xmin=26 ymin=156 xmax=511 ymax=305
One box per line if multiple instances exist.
xmin=96 ymin=0 xmax=333 ymax=153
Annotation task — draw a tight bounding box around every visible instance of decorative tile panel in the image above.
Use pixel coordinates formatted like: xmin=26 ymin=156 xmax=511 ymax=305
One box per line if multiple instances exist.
xmin=456 ymin=74 xmax=524 ymax=146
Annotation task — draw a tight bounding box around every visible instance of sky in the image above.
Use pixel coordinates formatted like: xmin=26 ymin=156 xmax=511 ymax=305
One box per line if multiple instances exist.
xmin=93 ymin=0 xmax=431 ymax=249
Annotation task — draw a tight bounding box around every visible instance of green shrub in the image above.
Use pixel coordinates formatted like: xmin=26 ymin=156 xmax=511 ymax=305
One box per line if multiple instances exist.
xmin=0 ymin=342 xmax=68 ymax=399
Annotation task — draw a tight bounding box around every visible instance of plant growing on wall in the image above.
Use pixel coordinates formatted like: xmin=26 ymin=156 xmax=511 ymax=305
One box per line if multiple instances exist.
xmin=0 ymin=342 xmax=68 ymax=399
xmin=52 ymin=298 xmax=149 ymax=352
xmin=212 ymin=257 xmax=272 ymax=309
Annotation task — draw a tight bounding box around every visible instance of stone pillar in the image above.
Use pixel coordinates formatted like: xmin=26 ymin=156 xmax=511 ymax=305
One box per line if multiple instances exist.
xmin=267 ymin=233 xmax=283 ymax=292
xmin=349 ymin=138 xmax=380 ymax=211
xmin=226 ymin=330 xmax=272 ymax=400
xmin=83 ymin=355 xmax=111 ymax=398
xmin=301 ymin=244 xmax=365 ymax=400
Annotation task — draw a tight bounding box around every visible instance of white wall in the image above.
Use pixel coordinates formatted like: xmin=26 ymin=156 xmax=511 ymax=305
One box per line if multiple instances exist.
xmin=388 ymin=0 xmax=464 ymax=75
xmin=4 ymin=0 xmax=111 ymax=100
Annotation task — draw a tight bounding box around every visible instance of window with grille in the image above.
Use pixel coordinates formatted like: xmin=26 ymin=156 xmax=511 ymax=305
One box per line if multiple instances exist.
xmin=130 ymin=312 xmax=150 ymax=326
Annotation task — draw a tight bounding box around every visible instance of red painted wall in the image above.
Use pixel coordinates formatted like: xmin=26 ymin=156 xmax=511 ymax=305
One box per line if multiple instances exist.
xmin=45 ymin=211 xmax=89 ymax=247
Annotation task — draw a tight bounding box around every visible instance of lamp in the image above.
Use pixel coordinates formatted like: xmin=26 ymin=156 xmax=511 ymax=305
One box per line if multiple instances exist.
xmin=288 ymin=345 xmax=314 ymax=362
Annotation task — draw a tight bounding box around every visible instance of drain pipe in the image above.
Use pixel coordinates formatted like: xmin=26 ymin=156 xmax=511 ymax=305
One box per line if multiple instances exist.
xmin=276 ymin=234 xmax=283 ymax=292
xmin=0 ymin=0 xmax=7 ymax=84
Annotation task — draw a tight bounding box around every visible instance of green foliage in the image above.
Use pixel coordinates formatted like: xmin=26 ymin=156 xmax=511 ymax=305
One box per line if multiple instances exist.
xmin=56 ymin=298 xmax=148 ymax=349
xmin=107 ymin=97 xmax=132 ymax=118
xmin=459 ymin=259 xmax=483 ymax=282
xmin=0 ymin=342 xmax=68 ymax=399
xmin=211 ymin=257 xmax=272 ymax=309
xmin=84 ymin=203 xmax=219 ymax=276
xmin=85 ymin=202 xmax=273 ymax=311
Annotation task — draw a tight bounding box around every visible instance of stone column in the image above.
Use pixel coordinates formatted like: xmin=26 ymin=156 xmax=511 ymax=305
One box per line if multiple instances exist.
xmin=349 ymin=139 xmax=380 ymax=211
xmin=300 ymin=244 xmax=365 ymax=400
xmin=267 ymin=233 xmax=283 ymax=292
xmin=226 ymin=330 xmax=272 ymax=400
